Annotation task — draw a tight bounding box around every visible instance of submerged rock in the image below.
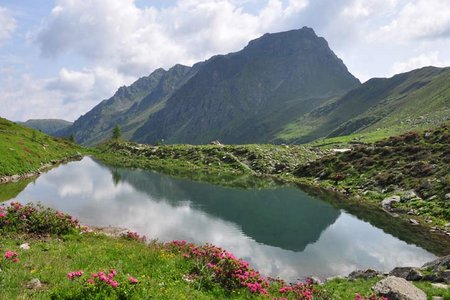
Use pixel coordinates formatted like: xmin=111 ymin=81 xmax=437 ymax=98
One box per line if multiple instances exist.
xmin=372 ymin=276 xmax=426 ymax=300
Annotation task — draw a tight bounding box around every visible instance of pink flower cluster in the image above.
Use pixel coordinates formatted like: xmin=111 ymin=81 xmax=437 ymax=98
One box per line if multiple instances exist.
xmin=4 ymin=250 xmax=19 ymax=263
xmin=128 ymin=276 xmax=139 ymax=284
xmin=67 ymin=270 xmax=84 ymax=280
xmin=0 ymin=202 xmax=80 ymax=235
xmin=166 ymin=240 xmax=335 ymax=299
xmin=89 ymin=269 xmax=119 ymax=288
xmin=277 ymin=281 xmax=315 ymax=300
xmin=121 ymin=231 xmax=146 ymax=242
xmin=166 ymin=241 xmax=269 ymax=295
xmin=67 ymin=268 xmax=140 ymax=290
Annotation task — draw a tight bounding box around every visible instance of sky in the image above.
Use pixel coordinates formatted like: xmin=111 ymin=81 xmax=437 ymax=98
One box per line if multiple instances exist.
xmin=1 ymin=0 xmax=450 ymax=122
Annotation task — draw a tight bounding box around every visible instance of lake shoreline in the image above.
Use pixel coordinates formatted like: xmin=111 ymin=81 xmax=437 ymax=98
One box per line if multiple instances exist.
xmin=94 ymin=141 xmax=450 ymax=256
xmin=0 ymin=153 xmax=83 ymax=185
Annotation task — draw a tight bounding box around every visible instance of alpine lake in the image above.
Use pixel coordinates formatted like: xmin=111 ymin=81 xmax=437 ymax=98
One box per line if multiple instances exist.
xmin=0 ymin=157 xmax=442 ymax=283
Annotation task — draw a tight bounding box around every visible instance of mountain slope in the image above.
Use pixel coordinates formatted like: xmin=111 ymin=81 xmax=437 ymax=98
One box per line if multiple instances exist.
xmin=62 ymin=64 xmax=197 ymax=145
xmin=133 ymin=27 xmax=360 ymax=144
xmin=63 ymin=27 xmax=359 ymax=146
xmin=277 ymin=66 xmax=450 ymax=143
xmin=19 ymin=119 xmax=73 ymax=135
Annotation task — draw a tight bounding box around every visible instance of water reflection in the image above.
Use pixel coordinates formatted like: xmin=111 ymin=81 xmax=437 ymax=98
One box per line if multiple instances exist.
xmin=8 ymin=157 xmax=436 ymax=281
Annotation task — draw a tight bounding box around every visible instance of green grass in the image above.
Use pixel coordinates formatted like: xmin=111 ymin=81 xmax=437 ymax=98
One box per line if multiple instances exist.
xmin=321 ymin=277 xmax=450 ymax=300
xmin=0 ymin=117 xmax=82 ymax=177
xmin=0 ymin=233 xmax=259 ymax=299
xmin=276 ymin=66 xmax=450 ymax=145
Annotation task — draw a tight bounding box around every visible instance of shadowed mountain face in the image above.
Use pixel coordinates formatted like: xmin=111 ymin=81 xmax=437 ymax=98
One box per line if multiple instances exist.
xmin=133 ymin=27 xmax=360 ymax=144
xmin=110 ymin=167 xmax=340 ymax=252
xmin=61 ymin=27 xmax=360 ymax=145
xmin=60 ymin=64 xmax=199 ymax=145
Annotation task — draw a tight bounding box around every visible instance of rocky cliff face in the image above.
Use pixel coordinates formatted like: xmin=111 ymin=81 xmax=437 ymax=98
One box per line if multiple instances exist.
xmin=133 ymin=27 xmax=360 ymax=144
xmin=62 ymin=27 xmax=360 ymax=145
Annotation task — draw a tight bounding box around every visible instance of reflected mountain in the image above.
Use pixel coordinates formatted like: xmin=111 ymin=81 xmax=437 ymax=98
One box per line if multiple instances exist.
xmin=107 ymin=167 xmax=340 ymax=252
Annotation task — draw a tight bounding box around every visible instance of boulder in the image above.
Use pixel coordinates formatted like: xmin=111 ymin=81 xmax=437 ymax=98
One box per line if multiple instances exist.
xmin=372 ymin=276 xmax=426 ymax=300
xmin=19 ymin=243 xmax=30 ymax=250
xmin=389 ymin=267 xmax=423 ymax=281
xmin=382 ymin=196 xmax=401 ymax=210
xmin=422 ymin=255 xmax=450 ymax=272
xmin=401 ymin=190 xmax=420 ymax=202
xmin=348 ymin=269 xmax=381 ymax=280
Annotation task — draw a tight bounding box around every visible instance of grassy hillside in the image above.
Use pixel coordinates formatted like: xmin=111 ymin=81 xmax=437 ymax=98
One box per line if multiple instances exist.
xmin=0 ymin=117 xmax=81 ymax=177
xmin=277 ymin=66 xmax=450 ymax=143
xmin=295 ymin=124 xmax=450 ymax=226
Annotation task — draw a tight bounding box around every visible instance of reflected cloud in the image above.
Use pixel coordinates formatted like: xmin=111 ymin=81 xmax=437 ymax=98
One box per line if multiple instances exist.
xmin=10 ymin=157 xmax=436 ymax=282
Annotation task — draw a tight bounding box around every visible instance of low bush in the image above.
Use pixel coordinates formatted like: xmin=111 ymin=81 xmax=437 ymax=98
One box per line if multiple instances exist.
xmin=0 ymin=202 xmax=79 ymax=235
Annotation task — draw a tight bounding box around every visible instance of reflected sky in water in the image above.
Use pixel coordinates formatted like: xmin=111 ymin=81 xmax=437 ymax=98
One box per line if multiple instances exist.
xmin=8 ymin=157 xmax=436 ymax=281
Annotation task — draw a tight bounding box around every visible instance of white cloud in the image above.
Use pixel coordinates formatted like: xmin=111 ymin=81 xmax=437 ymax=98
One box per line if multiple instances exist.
xmin=0 ymin=7 xmax=16 ymax=46
xmin=391 ymin=51 xmax=450 ymax=74
xmin=47 ymin=68 xmax=96 ymax=93
xmin=0 ymin=66 xmax=134 ymax=121
xmin=341 ymin=0 xmax=398 ymax=19
xmin=3 ymin=0 xmax=450 ymax=121
xmin=373 ymin=0 xmax=450 ymax=42
xmin=35 ymin=0 xmax=312 ymax=78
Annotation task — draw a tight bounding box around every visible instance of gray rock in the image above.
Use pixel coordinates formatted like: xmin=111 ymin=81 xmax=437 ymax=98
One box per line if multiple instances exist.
xmin=401 ymin=190 xmax=420 ymax=202
xmin=26 ymin=278 xmax=42 ymax=289
xmin=372 ymin=276 xmax=426 ymax=300
xmin=309 ymin=276 xmax=322 ymax=285
xmin=389 ymin=267 xmax=423 ymax=281
xmin=409 ymin=219 xmax=419 ymax=225
xmin=382 ymin=196 xmax=401 ymax=210
xmin=422 ymin=255 xmax=450 ymax=271
xmin=348 ymin=269 xmax=381 ymax=280
xmin=441 ymin=270 xmax=450 ymax=283
xmin=445 ymin=193 xmax=450 ymax=201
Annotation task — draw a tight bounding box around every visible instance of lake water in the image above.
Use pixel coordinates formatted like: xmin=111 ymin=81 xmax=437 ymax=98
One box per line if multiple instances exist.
xmin=3 ymin=157 xmax=436 ymax=282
